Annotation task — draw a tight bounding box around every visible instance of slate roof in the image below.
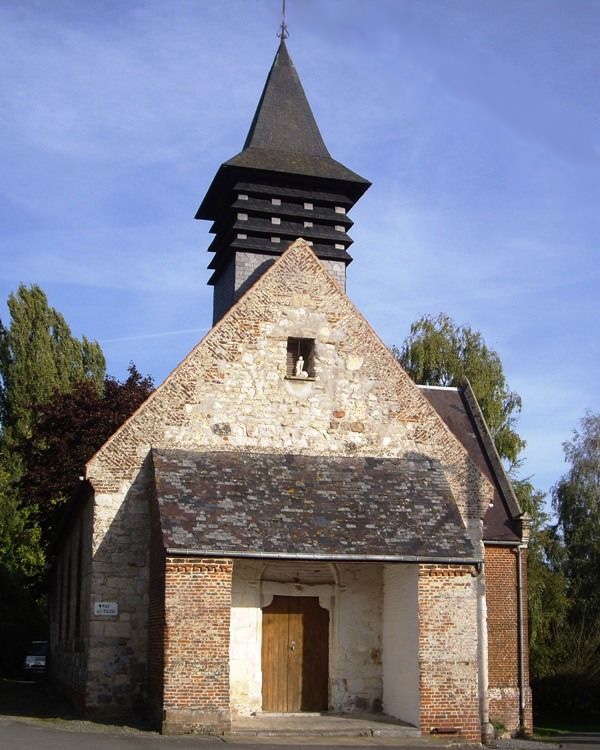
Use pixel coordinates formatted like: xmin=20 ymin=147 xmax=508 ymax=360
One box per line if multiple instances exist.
xmin=224 ymin=41 xmax=370 ymax=186
xmin=197 ymin=42 xmax=370 ymax=223
xmin=419 ymin=384 xmax=522 ymax=543
xmin=152 ymin=449 xmax=479 ymax=562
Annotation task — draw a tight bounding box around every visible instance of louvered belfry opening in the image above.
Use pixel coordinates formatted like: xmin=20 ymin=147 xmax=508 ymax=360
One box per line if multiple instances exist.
xmin=196 ymin=40 xmax=370 ymax=323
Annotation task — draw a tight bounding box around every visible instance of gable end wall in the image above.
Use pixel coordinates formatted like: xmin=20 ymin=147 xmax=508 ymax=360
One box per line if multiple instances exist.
xmin=82 ymin=240 xmax=496 ymax=724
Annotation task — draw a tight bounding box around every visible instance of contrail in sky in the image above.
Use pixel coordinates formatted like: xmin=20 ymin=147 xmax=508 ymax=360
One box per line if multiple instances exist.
xmin=100 ymin=328 xmax=208 ymax=344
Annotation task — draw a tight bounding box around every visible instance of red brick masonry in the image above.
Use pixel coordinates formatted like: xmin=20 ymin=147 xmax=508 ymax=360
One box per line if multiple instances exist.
xmin=485 ymin=546 xmax=532 ymax=734
xmin=161 ymin=557 xmax=233 ymax=734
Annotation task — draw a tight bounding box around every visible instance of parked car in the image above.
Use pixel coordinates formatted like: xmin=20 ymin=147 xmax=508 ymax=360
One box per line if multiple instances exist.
xmin=23 ymin=640 xmax=47 ymax=675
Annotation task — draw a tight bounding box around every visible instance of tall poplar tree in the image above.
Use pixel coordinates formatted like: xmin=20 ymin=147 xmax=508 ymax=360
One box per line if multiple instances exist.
xmin=0 ymin=285 xmax=106 ymax=670
xmin=0 ymin=284 xmax=106 ymax=447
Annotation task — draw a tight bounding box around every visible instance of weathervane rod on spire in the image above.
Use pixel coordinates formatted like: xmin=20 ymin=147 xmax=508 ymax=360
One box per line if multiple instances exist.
xmin=277 ymin=0 xmax=289 ymax=39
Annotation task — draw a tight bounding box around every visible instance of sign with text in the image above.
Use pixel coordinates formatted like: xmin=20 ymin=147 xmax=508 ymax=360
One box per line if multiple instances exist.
xmin=94 ymin=601 xmax=118 ymax=616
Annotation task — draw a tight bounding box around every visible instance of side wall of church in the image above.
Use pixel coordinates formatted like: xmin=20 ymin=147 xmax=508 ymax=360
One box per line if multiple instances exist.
xmin=146 ymin=485 xmax=166 ymax=729
xmin=49 ymin=493 xmax=93 ymax=710
xmin=485 ymin=545 xmax=532 ymax=735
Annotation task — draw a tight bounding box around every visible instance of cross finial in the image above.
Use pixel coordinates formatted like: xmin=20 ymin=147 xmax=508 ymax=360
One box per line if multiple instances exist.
xmin=277 ymin=0 xmax=289 ymax=39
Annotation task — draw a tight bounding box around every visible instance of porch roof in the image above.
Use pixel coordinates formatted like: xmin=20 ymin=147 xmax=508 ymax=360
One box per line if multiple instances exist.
xmin=151 ymin=449 xmax=479 ymax=563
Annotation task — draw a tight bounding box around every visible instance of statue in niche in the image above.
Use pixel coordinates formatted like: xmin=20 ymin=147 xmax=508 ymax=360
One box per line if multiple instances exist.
xmin=295 ymin=355 xmax=309 ymax=378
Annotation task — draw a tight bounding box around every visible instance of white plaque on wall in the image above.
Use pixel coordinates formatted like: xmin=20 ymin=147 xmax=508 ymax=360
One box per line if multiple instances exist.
xmin=94 ymin=601 xmax=118 ymax=616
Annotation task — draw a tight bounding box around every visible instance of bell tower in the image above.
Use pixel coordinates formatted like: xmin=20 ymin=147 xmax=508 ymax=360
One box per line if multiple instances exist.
xmin=196 ymin=39 xmax=370 ymax=323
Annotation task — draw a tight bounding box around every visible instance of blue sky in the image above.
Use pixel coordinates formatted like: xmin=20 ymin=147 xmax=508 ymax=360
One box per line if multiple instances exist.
xmin=1 ymin=0 xmax=598 ymax=502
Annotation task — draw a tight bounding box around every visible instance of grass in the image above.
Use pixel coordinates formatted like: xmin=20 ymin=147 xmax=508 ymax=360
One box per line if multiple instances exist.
xmin=533 ymin=715 xmax=600 ymax=738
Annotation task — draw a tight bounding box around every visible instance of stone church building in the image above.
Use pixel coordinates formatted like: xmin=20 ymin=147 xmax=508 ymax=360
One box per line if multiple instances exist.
xmin=50 ymin=40 xmax=532 ymax=741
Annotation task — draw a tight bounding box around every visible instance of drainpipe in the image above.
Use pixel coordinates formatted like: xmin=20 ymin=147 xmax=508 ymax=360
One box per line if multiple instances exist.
xmin=516 ymin=545 xmax=526 ymax=734
xmin=477 ymin=561 xmax=494 ymax=744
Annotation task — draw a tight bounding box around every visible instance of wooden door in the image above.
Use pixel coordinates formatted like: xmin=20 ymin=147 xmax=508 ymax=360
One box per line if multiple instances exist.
xmin=262 ymin=595 xmax=328 ymax=712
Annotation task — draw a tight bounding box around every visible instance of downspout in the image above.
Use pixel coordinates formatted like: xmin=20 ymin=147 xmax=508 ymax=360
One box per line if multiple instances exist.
xmin=477 ymin=560 xmax=494 ymax=744
xmin=516 ymin=545 xmax=526 ymax=734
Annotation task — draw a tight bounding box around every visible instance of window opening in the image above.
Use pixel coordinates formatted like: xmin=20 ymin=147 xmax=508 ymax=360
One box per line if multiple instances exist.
xmin=286 ymin=338 xmax=315 ymax=378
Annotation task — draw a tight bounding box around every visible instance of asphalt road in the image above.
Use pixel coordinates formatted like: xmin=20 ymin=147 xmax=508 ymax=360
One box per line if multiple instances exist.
xmin=0 ymin=715 xmax=471 ymax=750
xmin=1 ymin=680 xmax=599 ymax=750
xmin=4 ymin=717 xmax=600 ymax=750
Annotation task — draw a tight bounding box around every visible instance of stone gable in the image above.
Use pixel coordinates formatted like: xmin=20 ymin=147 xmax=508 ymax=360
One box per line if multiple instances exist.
xmin=86 ymin=239 xmax=494 ymax=530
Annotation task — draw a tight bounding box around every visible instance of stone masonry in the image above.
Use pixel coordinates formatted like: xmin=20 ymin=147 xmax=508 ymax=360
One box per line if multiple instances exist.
xmin=81 ymin=239 xmax=496 ymax=733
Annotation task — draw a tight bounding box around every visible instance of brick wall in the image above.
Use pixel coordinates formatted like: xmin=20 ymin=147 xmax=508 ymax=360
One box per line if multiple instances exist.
xmin=162 ymin=557 xmax=233 ymax=734
xmin=485 ymin=545 xmax=532 ymax=735
xmin=418 ymin=564 xmax=481 ymax=742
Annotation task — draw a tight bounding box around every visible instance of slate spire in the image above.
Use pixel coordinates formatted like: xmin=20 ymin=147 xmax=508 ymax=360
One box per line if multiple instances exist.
xmin=241 ymin=40 xmax=330 ymax=158
xmin=197 ymin=40 xmax=370 ymax=324
xmin=224 ymin=40 xmax=366 ymax=185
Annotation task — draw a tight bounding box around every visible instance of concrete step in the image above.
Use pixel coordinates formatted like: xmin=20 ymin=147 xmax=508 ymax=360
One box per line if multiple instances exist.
xmin=229 ymin=712 xmax=421 ymax=738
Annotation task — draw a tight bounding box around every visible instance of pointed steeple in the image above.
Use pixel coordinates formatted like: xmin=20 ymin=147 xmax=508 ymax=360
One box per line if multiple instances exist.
xmin=242 ymin=40 xmax=329 ymax=156
xmin=222 ymin=41 xmax=367 ymax=185
xmin=197 ymin=41 xmax=370 ymax=324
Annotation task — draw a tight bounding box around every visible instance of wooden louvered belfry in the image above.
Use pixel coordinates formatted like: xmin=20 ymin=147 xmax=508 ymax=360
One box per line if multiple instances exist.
xmin=196 ymin=40 xmax=370 ymax=324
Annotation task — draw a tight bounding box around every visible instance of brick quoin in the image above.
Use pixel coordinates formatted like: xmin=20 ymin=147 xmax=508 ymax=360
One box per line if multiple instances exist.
xmin=418 ymin=564 xmax=481 ymax=742
xmin=485 ymin=545 xmax=532 ymax=734
xmin=161 ymin=557 xmax=233 ymax=734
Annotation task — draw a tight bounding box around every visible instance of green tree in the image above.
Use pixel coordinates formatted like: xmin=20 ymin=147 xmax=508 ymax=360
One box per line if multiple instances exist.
xmin=552 ymin=412 xmax=600 ymax=675
xmin=0 ymin=284 xmax=107 ymax=674
xmin=515 ymin=478 xmax=568 ymax=680
xmin=19 ymin=364 xmax=154 ymax=543
xmin=394 ymin=313 xmax=524 ymax=467
xmin=393 ymin=313 xmax=573 ymax=696
xmin=0 ymin=460 xmax=43 ymax=579
xmin=0 ymin=284 xmax=106 ymax=447
xmin=0 ymin=458 xmax=46 ymax=675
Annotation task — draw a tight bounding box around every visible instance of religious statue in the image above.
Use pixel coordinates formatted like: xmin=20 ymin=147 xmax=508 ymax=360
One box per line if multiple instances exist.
xmin=295 ymin=356 xmax=308 ymax=378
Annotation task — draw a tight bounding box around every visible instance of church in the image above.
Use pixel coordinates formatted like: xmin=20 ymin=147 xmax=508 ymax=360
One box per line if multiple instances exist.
xmin=49 ymin=36 xmax=532 ymax=742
